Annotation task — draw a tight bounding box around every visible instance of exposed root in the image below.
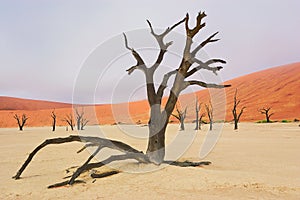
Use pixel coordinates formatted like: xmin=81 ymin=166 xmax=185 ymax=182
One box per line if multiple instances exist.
xmin=90 ymin=170 xmax=120 ymax=179
xmin=48 ymin=180 xmax=86 ymax=189
xmin=13 ymin=135 xmax=211 ymax=188
xmin=12 ymin=135 xmax=148 ymax=180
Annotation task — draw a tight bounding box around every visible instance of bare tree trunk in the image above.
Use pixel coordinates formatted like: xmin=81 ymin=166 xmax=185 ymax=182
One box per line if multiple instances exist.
xmin=232 ymin=89 xmax=245 ymax=130
xmin=51 ymin=110 xmax=56 ymax=132
xmin=195 ymin=98 xmax=205 ymax=131
xmin=195 ymin=110 xmax=199 ymax=130
xmin=205 ymin=103 xmax=213 ymax=131
xmin=198 ymin=113 xmax=205 ymax=130
xmin=180 ymin=118 xmax=185 ymax=130
xmin=234 ymin=121 xmax=238 ymax=130
xmin=146 ymin=105 xmax=168 ymax=164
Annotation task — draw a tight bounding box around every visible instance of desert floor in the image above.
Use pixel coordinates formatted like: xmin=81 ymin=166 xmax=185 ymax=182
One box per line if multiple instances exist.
xmin=0 ymin=123 xmax=299 ymax=200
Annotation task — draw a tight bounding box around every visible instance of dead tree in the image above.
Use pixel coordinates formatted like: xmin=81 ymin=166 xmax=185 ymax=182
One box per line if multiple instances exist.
xmin=232 ymin=89 xmax=246 ymax=130
xmin=123 ymin=12 xmax=229 ymax=164
xmin=80 ymin=118 xmax=89 ymax=130
xmin=13 ymin=12 xmax=230 ymax=186
xmin=75 ymin=108 xmax=84 ymax=130
xmin=198 ymin=112 xmax=205 ymax=130
xmin=205 ymin=102 xmax=213 ymax=131
xmin=51 ymin=110 xmax=56 ymax=132
xmin=259 ymin=107 xmax=274 ymax=123
xmin=172 ymin=105 xmax=187 ymax=130
xmin=13 ymin=114 xmax=29 ymax=131
xmin=63 ymin=114 xmax=75 ymax=131
xmin=195 ymin=98 xmax=205 ymax=130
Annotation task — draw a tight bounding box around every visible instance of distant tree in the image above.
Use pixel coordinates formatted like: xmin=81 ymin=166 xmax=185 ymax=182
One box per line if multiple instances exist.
xmin=75 ymin=108 xmax=84 ymax=130
xmin=63 ymin=114 xmax=75 ymax=131
xmin=195 ymin=98 xmax=206 ymax=130
xmin=75 ymin=108 xmax=89 ymax=130
xmin=51 ymin=110 xmax=56 ymax=132
xmin=172 ymin=105 xmax=187 ymax=131
xmin=259 ymin=107 xmax=274 ymax=123
xmin=13 ymin=114 xmax=29 ymax=131
xmin=80 ymin=118 xmax=89 ymax=130
xmin=232 ymin=89 xmax=246 ymax=130
xmin=205 ymin=102 xmax=213 ymax=131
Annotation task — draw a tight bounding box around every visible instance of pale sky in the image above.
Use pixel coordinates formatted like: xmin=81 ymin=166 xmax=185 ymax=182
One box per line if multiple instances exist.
xmin=0 ymin=0 xmax=299 ymax=104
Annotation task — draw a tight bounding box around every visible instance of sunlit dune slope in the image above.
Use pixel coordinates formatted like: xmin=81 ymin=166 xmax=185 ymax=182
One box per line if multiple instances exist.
xmin=0 ymin=63 xmax=299 ymax=127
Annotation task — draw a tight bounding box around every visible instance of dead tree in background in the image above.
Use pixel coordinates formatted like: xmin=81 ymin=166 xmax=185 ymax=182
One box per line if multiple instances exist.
xmin=80 ymin=118 xmax=89 ymax=130
xmin=75 ymin=108 xmax=84 ymax=130
xmin=172 ymin=105 xmax=187 ymax=130
xmin=13 ymin=12 xmax=229 ymax=186
xmin=51 ymin=110 xmax=56 ymax=131
xmin=259 ymin=107 xmax=274 ymax=123
xmin=205 ymin=102 xmax=213 ymax=131
xmin=63 ymin=114 xmax=75 ymax=131
xmin=195 ymin=98 xmax=205 ymax=130
xmin=232 ymin=89 xmax=246 ymax=130
xmin=13 ymin=114 xmax=29 ymax=131
xmin=198 ymin=112 xmax=205 ymax=130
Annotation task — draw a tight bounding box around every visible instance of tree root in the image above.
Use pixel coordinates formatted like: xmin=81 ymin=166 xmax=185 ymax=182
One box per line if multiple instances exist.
xmin=90 ymin=170 xmax=120 ymax=179
xmin=12 ymin=135 xmax=211 ymax=188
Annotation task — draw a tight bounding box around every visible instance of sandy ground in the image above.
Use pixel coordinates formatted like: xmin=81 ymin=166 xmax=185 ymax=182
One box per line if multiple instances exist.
xmin=0 ymin=123 xmax=299 ymax=200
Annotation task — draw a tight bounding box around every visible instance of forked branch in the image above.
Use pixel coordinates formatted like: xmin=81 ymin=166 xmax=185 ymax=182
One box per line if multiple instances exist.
xmin=185 ymin=12 xmax=207 ymax=37
xmin=146 ymin=17 xmax=186 ymax=72
xmin=191 ymin=31 xmax=220 ymax=56
xmin=123 ymin=33 xmax=147 ymax=75
xmin=186 ymin=58 xmax=226 ymax=77
xmin=157 ymin=69 xmax=178 ymax=99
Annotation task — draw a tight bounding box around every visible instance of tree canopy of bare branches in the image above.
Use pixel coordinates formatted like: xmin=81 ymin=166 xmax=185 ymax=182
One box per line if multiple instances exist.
xmin=232 ymin=89 xmax=246 ymax=130
xmin=259 ymin=107 xmax=274 ymax=123
xmin=75 ymin=108 xmax=89 ymax=130
xmin=13 ymin=114 xmax=29 ymax=131
xmin=63 ymin=114 xmax=75 ymax=131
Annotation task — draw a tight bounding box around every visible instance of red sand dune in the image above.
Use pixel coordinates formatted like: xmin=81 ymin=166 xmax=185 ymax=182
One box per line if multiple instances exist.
xmin=0 ymin=63 xmax=299 ymax=128
xmin=0 ymin=96 xmax=71 ymax=111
